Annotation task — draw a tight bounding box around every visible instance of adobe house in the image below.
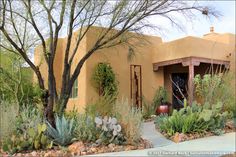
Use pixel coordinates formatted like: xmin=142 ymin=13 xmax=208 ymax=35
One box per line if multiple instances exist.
xmin=34 ymin=26 xmax=235 ymax=112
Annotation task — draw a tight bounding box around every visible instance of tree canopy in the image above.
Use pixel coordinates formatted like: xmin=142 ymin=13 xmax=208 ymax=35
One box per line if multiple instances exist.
xmin=0 ymin=0 xmax=219 ymax=125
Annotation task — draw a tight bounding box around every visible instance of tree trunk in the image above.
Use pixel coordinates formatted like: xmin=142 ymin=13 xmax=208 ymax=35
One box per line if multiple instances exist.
xmin=41 ymin=89 xmax=55 ymax=128
xmin=45 ymin=96 xmax=55 ymax=128
xmin=58 ymin=92 xmax=70 ymax=115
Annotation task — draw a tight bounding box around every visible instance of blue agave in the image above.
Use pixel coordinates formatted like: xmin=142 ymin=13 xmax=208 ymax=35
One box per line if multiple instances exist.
xmin=46 ymin=115 xmax=76 ymax=146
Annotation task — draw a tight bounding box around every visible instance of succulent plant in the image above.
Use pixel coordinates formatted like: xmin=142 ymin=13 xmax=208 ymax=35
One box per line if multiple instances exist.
xmin=94 ymin=116 xmax=125 ymax=145
xmin=74 ymin=114 xmax=98 ymax=142
xmin=27 ymin=123 xmax=53 ymax=150
xmin=2 ymin=123 xmax=52 ymax=154
xmin=46 ymin=115 xmax=76 ymax=146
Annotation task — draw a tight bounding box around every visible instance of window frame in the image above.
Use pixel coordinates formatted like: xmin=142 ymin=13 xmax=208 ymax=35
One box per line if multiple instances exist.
xmin=70 ymin=78 xmax=78 ymax=99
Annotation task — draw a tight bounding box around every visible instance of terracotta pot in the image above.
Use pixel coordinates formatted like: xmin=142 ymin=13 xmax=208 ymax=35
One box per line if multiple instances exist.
xmin=156 ymin=104 xmax=169 ymax=115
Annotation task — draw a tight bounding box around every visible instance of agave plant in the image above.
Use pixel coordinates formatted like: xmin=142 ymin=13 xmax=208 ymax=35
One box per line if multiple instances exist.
xmin=46 ymin=115 xmax=76 ymax=146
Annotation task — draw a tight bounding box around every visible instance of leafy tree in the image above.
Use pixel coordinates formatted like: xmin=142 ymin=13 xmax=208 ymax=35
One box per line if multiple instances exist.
xmin=0 ymin=0 xmax=219 ymax=125
xmin=0 ymin=51 xmax=39 ymax=106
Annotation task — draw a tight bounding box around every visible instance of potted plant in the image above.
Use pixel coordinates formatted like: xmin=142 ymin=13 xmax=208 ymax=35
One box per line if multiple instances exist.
xmin=153 ymin=87 xmax=170 ymax=115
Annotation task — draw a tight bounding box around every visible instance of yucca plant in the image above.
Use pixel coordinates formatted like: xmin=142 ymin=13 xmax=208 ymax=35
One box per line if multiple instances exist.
xmin=46 ymin=115 xmax=76 ymax=146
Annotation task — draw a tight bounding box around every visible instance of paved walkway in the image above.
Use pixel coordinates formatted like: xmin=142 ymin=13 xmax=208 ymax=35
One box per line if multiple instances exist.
xmin=87 ymin=122 xmax=236 ymax=157
xmin=141 ymin=122 xmax=174 ymax=147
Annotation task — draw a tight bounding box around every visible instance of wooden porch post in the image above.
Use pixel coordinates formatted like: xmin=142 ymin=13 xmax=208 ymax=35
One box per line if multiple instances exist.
xmin=188 ymin=64 xmax=194 ymax=106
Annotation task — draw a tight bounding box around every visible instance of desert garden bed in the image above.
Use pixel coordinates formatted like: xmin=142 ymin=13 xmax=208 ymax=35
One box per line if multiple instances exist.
xmin=0 ymin=138 xmax=152 ymax=157
xmin=154 ymin=102 xmax=236 ymax=143
xmin=153 ymin=73 xmax=236 ymax=143
xmin=157 ymin=120 xmax=235 ymax=143
xmin=1 ymin=98 xmax=150 ymax=156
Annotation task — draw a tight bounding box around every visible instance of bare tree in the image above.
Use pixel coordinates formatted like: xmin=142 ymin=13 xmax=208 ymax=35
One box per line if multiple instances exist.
xmin=0 ymin=0 xmax=219 ymax=125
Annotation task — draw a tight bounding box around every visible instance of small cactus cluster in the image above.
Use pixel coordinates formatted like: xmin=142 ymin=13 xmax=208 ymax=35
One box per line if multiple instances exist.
xmin=2 ymin=123 xmax=52 ymax=154
xmin=94 ymin=116 xmax=126 ymax=145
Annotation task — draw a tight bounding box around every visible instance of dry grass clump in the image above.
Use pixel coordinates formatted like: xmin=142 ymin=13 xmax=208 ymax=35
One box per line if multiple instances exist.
xmin=113 ymin=98 xmax=143 ymax=144
xmin=0 ymin=101 xmax=19 ymax=140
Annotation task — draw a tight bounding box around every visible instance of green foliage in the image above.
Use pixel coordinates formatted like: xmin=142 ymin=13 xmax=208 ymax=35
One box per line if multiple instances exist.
xmin=1 ymin=104 xmax=49 ymax=154
xmin=65 ymin=105 xmax=79 ymax=120
xmin=27 ymin=123 xmax=52 ymax=150
xmin=0 ymin=101 xmax=19 ymax=140
xmin=94 ymin=116 xmax=125 ymax=145
xmin=2 ymin=134 xmax=29 ymax=154
xmin=198 ymin=102 xmax=228 ymax=131
xmin=92 ymin=62 xmax=118 ymax=96
xmin=0 ymin=102 xmax=42 ymax=144
xmin=2 ymin=123 xmax=52 ymax=154
xmin=85 ymin=91 xmax=117 ymax=118
xmin=153 ymin=86 xmax=168 ymax=107
xmin=142 ymin=87 xmax=168 ymax=119
xmin=113 ymin=99 xmax=143 ymax=144
xmin=46 ymin=115 xmax=76 ymax=146
xmin=142 ymin=97 xmax=156 ymax=119
xmin=74 ymin=114 xmax=98 ymax=142
xmin=15 ymin=105 xmax=43 ymax=135
xmin=155 ymin=103 xmax=228 ymax=136
xmin=194 ymin=73 xmax=235 ymax=114
xmin=154 ymin=113 xmax=168 ymax=128
xmin=0 ymin=52 xmax=40 ymax=106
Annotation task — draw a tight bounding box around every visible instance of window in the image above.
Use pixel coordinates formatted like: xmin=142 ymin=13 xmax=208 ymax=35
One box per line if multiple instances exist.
xmin=70 ymin=78 xmax=78 ymax=98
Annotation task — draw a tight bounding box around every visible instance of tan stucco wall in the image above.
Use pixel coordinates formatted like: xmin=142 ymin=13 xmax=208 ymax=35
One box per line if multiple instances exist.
xmin=153 ymin=36 xmax=233 ymax=63
xmin=34 ymin=31 xmax=88 ymax=112
xmin=34 ymin=39 xmax=64 ymax=90
xmin=64 ymin=30 xmax=88 ymax=112
xmin=84 ymin=27 xmax=164 ymax=107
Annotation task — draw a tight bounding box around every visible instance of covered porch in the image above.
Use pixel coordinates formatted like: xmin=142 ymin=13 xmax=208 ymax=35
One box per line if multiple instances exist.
xmin=153 ymin=56 xmax=230 ymax=108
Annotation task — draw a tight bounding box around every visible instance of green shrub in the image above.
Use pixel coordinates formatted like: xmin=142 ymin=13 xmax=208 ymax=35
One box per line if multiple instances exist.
xmin=15 ymin=105 xmax=43 ymax=135
xmin=198 ymin=102 xmax=228 ymax=132
xmin=46 ymin=115 xmax=76 ymax=146
xmin=142 ymin=97 xmax=156 ymax=119
xmin=2 ymin=123 xmax=52 ymax=154
xmin=74 ymin=114 xmax=98 ymax=142
xmin=194 ymin=72 xmax=235 ymax=114
xmin=65 ymin=105 xmax=79 ymax=120
xmin=92 ymin=62 xmax=118 ymax=96
xmin=154 ymin=113 xmax=168 ymax=127
xmin=85 ymin=91 xmax=117 ymax=118
xmin=153 ymin=87 xmax=168 ymax=105
xmin=0 ymin=101 xmax=19 ymax=140
xmin=155 ymin=103 xmax=228 ymax=136
xmin=1 ymin=105 xmax=50 ymax=154
xmin=113 ymin=99 xmax=143 ymax=144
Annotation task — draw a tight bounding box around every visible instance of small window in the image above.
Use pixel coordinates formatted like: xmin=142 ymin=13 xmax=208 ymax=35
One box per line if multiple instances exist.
xmin=70 ymin=78 xmax=78 ymax=98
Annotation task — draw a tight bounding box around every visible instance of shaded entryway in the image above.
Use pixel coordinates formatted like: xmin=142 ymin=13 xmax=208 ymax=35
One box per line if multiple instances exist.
xmin=172 ymin=73 xmax=188 ymax=110
xmin=153 ymin=56 xmax=230 ymax=108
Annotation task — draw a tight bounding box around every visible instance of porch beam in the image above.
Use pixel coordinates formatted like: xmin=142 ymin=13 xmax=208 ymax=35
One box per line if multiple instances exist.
xmin=153 ymin=56 xmax=230 ymax=71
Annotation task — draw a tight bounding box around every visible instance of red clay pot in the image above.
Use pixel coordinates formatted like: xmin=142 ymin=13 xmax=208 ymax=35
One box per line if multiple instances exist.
xmin=156 ymin=104 xmax=169 ymax=115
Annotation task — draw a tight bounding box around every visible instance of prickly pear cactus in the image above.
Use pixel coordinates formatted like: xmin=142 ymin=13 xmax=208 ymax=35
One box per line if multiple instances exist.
xmin=94 ymin=116 xmax=125 ymax=145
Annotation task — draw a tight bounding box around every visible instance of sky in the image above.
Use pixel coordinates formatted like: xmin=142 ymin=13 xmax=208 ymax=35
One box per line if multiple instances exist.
xmin=146 ymin=1 xmax=235 ymax=42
